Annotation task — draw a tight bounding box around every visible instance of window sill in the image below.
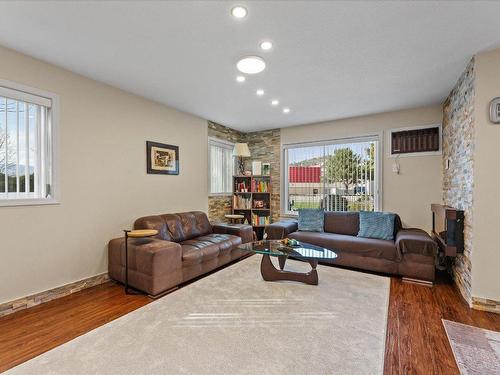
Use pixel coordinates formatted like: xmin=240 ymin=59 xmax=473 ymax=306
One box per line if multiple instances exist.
xmin=388 ymin=150 xmax=442 ymax=158
xmin=280 ymin=212 xmax=298 ymax=219
xmin=209 ymin=193 xmax=232 ymax=198
xmin=0 ymin=198 xmax=60 ymax=208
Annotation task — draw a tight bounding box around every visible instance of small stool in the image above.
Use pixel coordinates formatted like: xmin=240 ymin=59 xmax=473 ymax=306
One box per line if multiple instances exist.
xmin=225 ymin=214 xmax=245 ymax=224
xmin=123 ymin=229 xmax=158 ymax=294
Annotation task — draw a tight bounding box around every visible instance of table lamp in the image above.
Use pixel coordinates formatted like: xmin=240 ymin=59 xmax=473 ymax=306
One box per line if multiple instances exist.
xmin=233 ymin=142 xmax=251 ymax=175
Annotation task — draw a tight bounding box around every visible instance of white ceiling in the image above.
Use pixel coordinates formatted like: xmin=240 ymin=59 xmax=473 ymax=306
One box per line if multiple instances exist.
xmin=1 ymin=1 xmax=500 ymax=132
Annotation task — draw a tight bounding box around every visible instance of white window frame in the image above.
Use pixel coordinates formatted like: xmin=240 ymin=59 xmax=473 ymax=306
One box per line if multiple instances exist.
xmin=387 ymin=123 xmax=442 ymax=158
xmin=281 ymin=134 xmax=382 ymax=216
xmin=0 ymin=79 xmax=60 ymax=207
xmin=208 ymin=137 xmax=234 ymax=196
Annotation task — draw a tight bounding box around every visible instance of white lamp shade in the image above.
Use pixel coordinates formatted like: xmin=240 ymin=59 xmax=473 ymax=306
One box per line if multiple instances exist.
xmin=233 ymin=143 xmax=251 ymax=157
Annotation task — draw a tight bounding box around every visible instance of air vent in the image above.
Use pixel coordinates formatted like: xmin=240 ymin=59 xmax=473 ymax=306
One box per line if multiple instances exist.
xmin=390 ymin=125 xmax=441 ymax=155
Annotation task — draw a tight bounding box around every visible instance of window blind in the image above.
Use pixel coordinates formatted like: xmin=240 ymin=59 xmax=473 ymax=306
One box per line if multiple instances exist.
xmin=209 ymin=138 xmax=234 ymax=194
xmin=0 ymin=96 xmax=51 ymax=200
xmin=284 ymin=137 xmax=379 ymax=213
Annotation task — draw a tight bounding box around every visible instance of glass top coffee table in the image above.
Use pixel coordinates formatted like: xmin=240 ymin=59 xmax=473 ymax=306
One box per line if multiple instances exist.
xmin=238 ymin=240 xmax=337 ymax=285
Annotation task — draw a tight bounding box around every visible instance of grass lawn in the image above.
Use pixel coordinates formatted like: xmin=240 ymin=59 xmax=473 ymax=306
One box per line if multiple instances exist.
xmin=290 ymin=201 xmax=321 ymax=210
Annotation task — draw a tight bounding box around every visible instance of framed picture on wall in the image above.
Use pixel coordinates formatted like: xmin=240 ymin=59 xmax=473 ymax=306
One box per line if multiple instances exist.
xmin=262 ymin=163 xmax=271 ymax=176
xmin=146 ymin=141 xmax=179 ymax=175
xmin=252 ymin=161 xmax=262 ymax=175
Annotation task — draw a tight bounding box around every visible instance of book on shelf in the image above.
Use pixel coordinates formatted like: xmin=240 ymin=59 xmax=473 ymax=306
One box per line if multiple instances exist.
xmin=235 ymin=181 xmax=249 ymax=192
xmin=251 ymin=213 xmax=270 ymax=226
xmin=233 ymin=195 xmax=252 ymax=209
xmin=252 ymin=179 xmax=270 ymax=193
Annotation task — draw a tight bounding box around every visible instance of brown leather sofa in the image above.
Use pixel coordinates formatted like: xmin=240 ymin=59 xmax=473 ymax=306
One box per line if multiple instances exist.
xmin=108 ymin=211 xmax=253 ymax=296
xmin=265 ymin=212 xmax=437 ymax=282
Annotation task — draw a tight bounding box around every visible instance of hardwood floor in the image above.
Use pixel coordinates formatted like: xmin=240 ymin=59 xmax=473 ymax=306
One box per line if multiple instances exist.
xmin=0 ymin=271 xmax=498 ymax=374
xmin=0 ymin=283 xmax=150 ymax=373
xmin=384 ymin=273 xmax=500 ymax=374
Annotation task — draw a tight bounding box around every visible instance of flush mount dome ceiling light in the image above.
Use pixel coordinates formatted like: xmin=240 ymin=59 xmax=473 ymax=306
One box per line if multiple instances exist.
xmin=231 ymin=6 xmax=247 ymax=19
xmin=256 ymin=89 xmax=264 ymax=96
xmin=236 ymin=75 xmax=246 ymax=83
xmin=283 ymin=107 xmax=290 ymax=114
xmin=271 ymin=99 xmax=279 ymax=106
xmin=236 ymin=56 xmax=266 ymax=74
xmin=260 ymin=41 xmax=273 ymax=50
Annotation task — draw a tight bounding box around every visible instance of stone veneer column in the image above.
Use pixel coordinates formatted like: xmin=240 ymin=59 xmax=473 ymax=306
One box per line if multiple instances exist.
xmin=442 ymin=58 xmax=475 ymax=305
xmin=207 ymin=121 xmax=281 ymax=223
xmin=244 ymin=129 xmax=281 ymax=222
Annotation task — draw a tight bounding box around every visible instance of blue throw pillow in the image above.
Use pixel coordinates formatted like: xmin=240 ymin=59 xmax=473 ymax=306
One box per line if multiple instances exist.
xmin=357 ymin=211 xmax=396 ymax=240
xmin=298 ymin=208 xmax=324 ymax=232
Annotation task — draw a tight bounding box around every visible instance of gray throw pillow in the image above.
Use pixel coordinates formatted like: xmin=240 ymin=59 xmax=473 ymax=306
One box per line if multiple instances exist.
xmin=298 ymin=208 xmax=324 ymax=232
xmin=357 ymin=211 xmax=396 ymax=240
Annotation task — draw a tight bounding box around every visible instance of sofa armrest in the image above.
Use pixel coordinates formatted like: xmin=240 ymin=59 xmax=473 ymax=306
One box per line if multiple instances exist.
xmin=264 ymin=220 xmax=298 ymax=240
xmin=108 ymin=237 xmax=182 ymax=277
xmin=395 ymin=229 xmax=438 ymax=257
xmin=212 ymin=223 xmax=254 ymax=244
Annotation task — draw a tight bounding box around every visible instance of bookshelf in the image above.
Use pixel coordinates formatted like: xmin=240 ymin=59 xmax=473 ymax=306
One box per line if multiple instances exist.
xmin=232 ymin=175 xmax=271 ymax=239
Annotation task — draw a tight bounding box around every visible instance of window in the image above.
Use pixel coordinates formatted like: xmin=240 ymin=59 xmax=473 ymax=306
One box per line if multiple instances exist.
xmin=0 ymin=80 xmax=58 ymax=206
xmin=208 ymin=137 xmax=234 ymax=195
xmin=283 ymin=136 xmax=380 ymax=214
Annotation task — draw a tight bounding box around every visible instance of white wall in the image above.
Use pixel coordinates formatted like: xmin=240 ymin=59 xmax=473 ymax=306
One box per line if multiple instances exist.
xmin=472 ymin=48 xmax=500 ymax=302
xmin=280 ymin=106 xmax=443 ymax=230
xmin=0 ymin=46 xmax=208 ymax=304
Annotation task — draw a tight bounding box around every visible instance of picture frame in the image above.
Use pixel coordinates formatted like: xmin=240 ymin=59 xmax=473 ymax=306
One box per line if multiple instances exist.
xmin=262 ymin=162 xmax=271 ymax=176
xmin=252 ymin=161 xmax=262 ymax=176
xmin=146 ymin=141 xmax=179 ymax=175
xmin=254 ymin=200 xmax=265 ymax=209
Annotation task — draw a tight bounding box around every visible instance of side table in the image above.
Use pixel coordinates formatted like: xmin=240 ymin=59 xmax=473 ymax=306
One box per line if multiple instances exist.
xmin=123 ymin=229 xmax=158 ymax=294
xmin=225 ymin=214 xmax=245 ymax=224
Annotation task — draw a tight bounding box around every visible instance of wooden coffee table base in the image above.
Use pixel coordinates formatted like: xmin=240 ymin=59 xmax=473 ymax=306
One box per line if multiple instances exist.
xmin=260 ymin=253 xmax=319 ymax=285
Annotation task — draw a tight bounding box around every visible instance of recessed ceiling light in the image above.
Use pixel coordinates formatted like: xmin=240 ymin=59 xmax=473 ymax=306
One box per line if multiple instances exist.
xmin=256 ymin=89 xmax=264 ymax=96
xmin=236 ymin=75 xmax=246 ymax=83
xmin=260 ymin=41 xmax=273 ymax=50
xmin=236 ymin=56 xmax=266 ymax=74
xmin=271 ymin=99 xmax=279 ymax=106
xmin=231 ymin=6 xmax=247 ymax=19
xmin=283 ymin=107 xmax=291 ymax=114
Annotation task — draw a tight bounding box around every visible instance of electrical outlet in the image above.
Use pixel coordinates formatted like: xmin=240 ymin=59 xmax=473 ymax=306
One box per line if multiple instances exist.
xmin=392 ymin=163 xmax=400 ymax=174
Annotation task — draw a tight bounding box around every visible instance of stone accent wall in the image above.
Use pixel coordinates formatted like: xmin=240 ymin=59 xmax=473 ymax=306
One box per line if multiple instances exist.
xmin=207 ymin=122 xmax=281 ymax=223
xmin=208 ymin=120 xmax=245 ymax=144
xmin=442 ymin=58 xmax=475 ymax=305
xmin=208 ymin=196 xmax=232 ymax=223
xmin=0 ymin=273 xmax=109 ymax=317
xmin=244 ymin=129 xmax=281 ymax=222
xmin=472 ymin=296 xmax=500 ymax=314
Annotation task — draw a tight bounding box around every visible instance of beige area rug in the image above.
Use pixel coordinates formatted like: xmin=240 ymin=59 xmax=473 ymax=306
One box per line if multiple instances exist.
xmin=6 ymin=256 xmax=390 ymax=375
xmin=443 ymin=319 xmax=500 ymax=374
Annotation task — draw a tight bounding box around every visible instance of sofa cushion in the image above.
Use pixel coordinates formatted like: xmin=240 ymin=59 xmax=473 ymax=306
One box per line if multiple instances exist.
xmin=160 ymin=214 xmax=186 ymax=241
xmin=324 ymin=212 xmax=359 ymax=235
xmin=298 ymin=208 xmax=324 ymax=232
xmin=160 ymin=211 xmax=212 ymax=242
xmin=194 ymin=233 xmax=242 ymax=254
xmin=396 ymin=229 xmax=437 ymax=257
xmin=358 ymin=211 xmax=396 ymax=241
xmin=212 ymin=224 xmax=254 ymax=244
xmin=322 ymin=211 xmax=402 ymax=239
xmin=288 ymin=231 xmax=399 ymax=261
xmin=180 ymin=234 xmax=241 ymax=266
xmin=181 ymin=242 xmax=220 ymax=266
xmin=134 ymin=215 xmax=173 ymax=241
